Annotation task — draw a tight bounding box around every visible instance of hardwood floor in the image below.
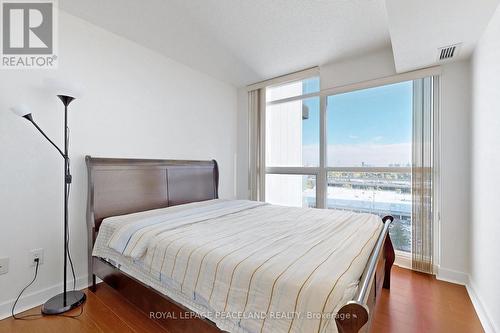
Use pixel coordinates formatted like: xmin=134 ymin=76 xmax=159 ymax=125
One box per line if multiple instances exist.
xmin=0 ymin=284 xmax=169 ymax=333
xmin=0 ymin=266 xmax=483 ymax=333
xmin=371 ymin=266 xmax=484 ymax=333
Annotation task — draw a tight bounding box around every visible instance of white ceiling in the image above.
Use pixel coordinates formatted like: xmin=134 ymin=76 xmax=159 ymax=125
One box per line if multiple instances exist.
xmin=59 ymin=0 xmax=260 ymax=86
xmin=169 ymin=0 xmax=391 ymax=84
xmin=59 ymin=0 xmax=391 ymax=86
xmin=386 ymin=0 xmax=500 ymax=72
xmin=59 ymin=0 xmax=499 ymax=86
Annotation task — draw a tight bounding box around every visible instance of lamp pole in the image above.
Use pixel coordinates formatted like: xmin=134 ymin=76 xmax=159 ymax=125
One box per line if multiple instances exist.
xmin=59 ymin=95 xmax=74 ymax=307
xmin=11 ymin=96 xmax=86 ymax=315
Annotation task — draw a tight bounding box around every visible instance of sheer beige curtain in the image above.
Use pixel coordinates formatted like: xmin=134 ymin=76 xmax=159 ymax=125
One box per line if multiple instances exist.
xmin=248 ymin=89 xmax=262 ymax=201
xmin=411 ymin=77 xmax=435 ymax=273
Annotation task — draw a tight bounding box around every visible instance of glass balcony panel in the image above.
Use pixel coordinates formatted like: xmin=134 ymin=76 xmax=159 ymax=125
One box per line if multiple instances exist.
xmin=327 ymin=170 xmax=411 ymax=252
xmin=265 ymin=174 xmax=316 ymax=208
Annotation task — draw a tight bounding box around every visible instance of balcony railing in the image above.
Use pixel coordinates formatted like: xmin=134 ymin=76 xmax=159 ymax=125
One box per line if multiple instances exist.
xmin=326 ymin=168 xmax=411 ymax=252
xmin=265 ymin=166 xmax=412 ymax=252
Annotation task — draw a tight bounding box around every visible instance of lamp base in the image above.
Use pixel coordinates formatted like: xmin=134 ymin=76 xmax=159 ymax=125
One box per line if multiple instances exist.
xmin=41 ymin=290 xmax=86 ymax=315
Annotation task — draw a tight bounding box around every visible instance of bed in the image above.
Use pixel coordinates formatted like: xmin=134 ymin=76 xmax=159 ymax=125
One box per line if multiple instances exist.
xmin=86 ymin=156 xmax=394 ymax=333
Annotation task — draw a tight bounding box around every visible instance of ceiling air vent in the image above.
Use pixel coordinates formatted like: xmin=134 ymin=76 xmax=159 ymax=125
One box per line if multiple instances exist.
xmin=438 ymin=44 xmax=461 ymax=61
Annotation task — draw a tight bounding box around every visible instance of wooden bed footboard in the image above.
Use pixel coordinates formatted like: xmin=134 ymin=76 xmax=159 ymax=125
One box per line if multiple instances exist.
xmin=335 ymin=216 xmax=395 ymax=333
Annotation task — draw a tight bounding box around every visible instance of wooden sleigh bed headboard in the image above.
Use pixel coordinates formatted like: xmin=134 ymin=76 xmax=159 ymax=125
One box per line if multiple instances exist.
xmin=85 ymin=156 xmax=219 ymax=281
xmin=85 ymin=156 xmax=219 ymax=232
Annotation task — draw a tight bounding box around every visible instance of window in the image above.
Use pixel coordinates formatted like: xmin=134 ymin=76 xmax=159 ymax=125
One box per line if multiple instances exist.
xmin=263 ymin=77 xmax=321 ymax=207
xmin=262 ymin=77 xmax=426 ymax=253
xmin=326 ymin=82 xmax=412 ymax=252
xmin=265 ymin=78 xmax=320 ymax=167
xmin=326 ymin=82 xmax=412 ymax=168
xmin=266 ymin=97 xmax=320 ymax=167
xmin=266 ymin=77 xmax=320 ymax=102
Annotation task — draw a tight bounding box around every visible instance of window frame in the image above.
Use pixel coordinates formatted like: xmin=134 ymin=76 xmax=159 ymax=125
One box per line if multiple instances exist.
xmin=257 ymin=66 xmax=441 ymax=261
xmin=262 ymin=78 xmax=416 ymax=209
xmin=260 ymin=69 xmax=440 ymax=198
xmin=261 ymin=80 xmax=325 ymax=208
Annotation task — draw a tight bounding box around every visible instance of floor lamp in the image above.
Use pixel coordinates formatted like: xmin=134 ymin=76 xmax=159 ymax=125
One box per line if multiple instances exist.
xmin=11 ymin=95 xmax=86 ymax=315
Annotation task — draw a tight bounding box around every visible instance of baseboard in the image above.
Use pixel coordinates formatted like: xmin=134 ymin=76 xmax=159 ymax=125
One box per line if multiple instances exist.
xmin=466 ymin=278 xmax=498 ymax=333
xmin=436 ymin=266 xmax=469 ymax=285
xmin=394 ymin=251 xmax=411 ymax=269
xmin=0 ymin=275 xmax=89 ymax=320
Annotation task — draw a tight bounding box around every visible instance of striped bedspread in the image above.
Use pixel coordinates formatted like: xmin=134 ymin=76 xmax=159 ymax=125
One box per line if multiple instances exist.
xmin=93 ymin=199 xmax=382 ymax=333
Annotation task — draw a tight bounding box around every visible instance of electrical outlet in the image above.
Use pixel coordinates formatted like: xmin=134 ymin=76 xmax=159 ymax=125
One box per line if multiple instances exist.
xmin=0 ymin=257 xmax=8 ymax=275
xmin=30 ymin=248 xmax=44 ymax=266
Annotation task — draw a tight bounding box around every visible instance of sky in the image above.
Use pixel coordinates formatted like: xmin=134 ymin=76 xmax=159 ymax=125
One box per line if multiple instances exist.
xmin=301 ymin=80 xmax=413 ymax=167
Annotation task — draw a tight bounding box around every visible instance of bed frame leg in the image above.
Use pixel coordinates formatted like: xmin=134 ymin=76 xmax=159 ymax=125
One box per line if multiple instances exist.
xmin=383 ymin=234 xmax=395 ymax=290
xmin=90 ymin=274 xmax=97 ymax=292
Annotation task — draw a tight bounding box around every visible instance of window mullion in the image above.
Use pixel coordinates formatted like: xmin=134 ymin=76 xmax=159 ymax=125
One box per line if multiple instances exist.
xmin=318 ymin=95 xmax=327 ymax=209
xmin=266 ymin=91 xmax=320 ymax=106
xmin=259 ymin=89 xmax=266 ymax=201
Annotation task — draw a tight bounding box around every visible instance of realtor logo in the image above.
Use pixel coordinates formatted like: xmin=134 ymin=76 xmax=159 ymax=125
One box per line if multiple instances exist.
xmin=1 ymin=0 xmax=57 ymax=68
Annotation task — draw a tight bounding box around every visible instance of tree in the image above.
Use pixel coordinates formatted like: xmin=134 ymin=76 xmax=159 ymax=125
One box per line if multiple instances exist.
xmin=389 ymin=218 xmax=411 ymax=252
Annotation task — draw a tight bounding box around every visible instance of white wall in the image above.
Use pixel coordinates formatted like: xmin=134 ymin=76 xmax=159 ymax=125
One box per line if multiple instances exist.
xmin=319 ymin=48 xmax=397 ymax=89
xmin=0 ymin=12 xmax=237 ymax=318
xmin=236 ymin=47 xmax=473 ymax=284
xmin=470 ymin=4 xmax=500 ymax=332
xmin=437 ymin=60 xmax=472 ymax=281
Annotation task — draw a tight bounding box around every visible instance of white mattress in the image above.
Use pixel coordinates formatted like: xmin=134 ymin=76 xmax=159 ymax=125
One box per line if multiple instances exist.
xmin=92 ymin=199 xmax=382 ymax=333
